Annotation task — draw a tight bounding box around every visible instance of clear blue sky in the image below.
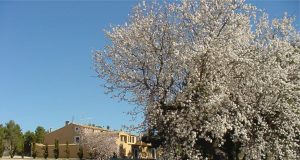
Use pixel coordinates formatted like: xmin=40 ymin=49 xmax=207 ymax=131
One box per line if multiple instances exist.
xmin=0 ymin=0 xmax=299 ymax=133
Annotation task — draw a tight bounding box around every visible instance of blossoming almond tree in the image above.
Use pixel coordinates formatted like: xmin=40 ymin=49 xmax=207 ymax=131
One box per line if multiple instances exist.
xmin=94 ymin=0 xmax=300 ymax=159
xmin=79 ymin=130 xmax=118 ymax=160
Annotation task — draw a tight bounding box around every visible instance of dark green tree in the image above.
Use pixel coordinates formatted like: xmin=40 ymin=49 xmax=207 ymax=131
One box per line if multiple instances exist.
xmin=23 ymin=131 xmax=35 ymax=156
xmin=77 ymin=145 xmax=84 ymax=160
xmin=0 ymin=124 xmax=4 ymax=138
xmin=4 ymin=120 xmax=23 ymax=158
xmin=0 ymin=140 xmax=4 ymax=158
xmin=53 ymin=139 xmax=59 ymax=159
xmin=0 ymin=125 xmax=4 ymax=158
xmin=32 ymin=142 xmax=37 ymax=159
xmin=43 ymin=143 xmax=49 ymax=159
xmin=65 ymin=141 xmax=70 ymax=159
xmin=19 ymin=136 xmax=24 ymax=158
xmin=35 ymin=126 xmax=46 ymax=143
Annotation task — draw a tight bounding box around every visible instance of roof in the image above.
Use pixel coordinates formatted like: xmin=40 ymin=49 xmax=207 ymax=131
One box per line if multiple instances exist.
xmin=49 ymin=122 xmax=137 ymax=137
xmin=73 ymin=123 xmax=107 ymax=131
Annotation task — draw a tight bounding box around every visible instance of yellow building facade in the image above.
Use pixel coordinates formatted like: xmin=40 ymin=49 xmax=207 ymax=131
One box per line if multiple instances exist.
xmin=35 ymin=122 xmax=156 ymax=159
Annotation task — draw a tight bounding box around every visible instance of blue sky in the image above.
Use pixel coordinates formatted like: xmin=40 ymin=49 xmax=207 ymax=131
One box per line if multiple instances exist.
xmin=0 ymin=0 xmax=299 ymax=133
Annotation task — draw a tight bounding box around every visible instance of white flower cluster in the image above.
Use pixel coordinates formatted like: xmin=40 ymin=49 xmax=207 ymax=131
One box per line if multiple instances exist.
xmin=94 ymin=0 xmax=300 ymax=159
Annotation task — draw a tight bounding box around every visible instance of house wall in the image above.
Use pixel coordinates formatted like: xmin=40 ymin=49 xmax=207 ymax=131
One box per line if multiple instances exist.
xmin=116 ymin=131 xmax=137 ymax=157
xmin=44 ymin=123 xmax=78 ymax=145
xmin=44 ymin=123 xmax=107 ymax=145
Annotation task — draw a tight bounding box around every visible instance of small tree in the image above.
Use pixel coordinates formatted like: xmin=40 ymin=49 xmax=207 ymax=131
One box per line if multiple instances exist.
xmin=77 ymin=145 xmax=84 ymax=160
xmin=0 ymin=139 xmax=4 ymax=158
xmin=32 ymin=142 xmax=37 ymax=159
xmin=0 ymin=126 xmax=4 ymax=158
xmin=53 ymin=139 xmax=59 ymax=159
xmin=65 ymin=141 xmax=70 ymax=159
xmin=20 ymin=140 xmax=25 ymax=159
xmin=9 ymin=142 xmax=17 ymax=158
xmin=80 ymin=130 xmax=118 ymax=160
xmin=43 ymin=143 xmax=49 ymax=159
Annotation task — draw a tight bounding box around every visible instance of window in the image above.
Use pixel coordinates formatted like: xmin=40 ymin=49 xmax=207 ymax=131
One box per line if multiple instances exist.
xmin=134 ymin=148 xmax=139 ymax=158
xmin=74 ymin=136 xmax=80 ymax=144
xmin=131 ymin=136 xmax=135 ymax=143
xmin=120 ymin=135 xmax=127 ymax=143
xmin=75 ymin=127 xmax=79 ymax=132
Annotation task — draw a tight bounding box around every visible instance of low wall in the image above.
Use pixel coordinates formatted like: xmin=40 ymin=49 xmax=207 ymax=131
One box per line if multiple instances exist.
xmin=35 ymin=143 xmax=89 ymax=158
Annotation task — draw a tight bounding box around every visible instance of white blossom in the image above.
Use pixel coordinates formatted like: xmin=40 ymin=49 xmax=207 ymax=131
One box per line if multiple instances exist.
xmin=94 ymin=0 xmax=300 ymax=159
xmin=80 ymin=130 xmax=118 ymax=160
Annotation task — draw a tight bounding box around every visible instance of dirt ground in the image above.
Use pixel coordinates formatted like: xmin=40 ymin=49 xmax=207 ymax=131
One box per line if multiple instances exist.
xmin=0 ymin=156 xmax=78 ymax=160
xmin=0 ymin=156 xmax=31 ymax=159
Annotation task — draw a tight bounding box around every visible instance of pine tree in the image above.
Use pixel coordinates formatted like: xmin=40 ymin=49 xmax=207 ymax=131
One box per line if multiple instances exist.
xmin=4 ymin=120 xmax=23 ymax=158
xmin=35 ymin=126 xmax=46 ymax=144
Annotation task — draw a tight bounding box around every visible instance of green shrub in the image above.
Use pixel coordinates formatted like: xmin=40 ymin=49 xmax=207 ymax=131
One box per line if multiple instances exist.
xmin=0 ymin=140 xmax=4 ymax=158
xmin=43 ymin=143 xmax=48 ymax=159
xmin=53 ymin=139 xmax=59 ymax=159
xmin=32 ymin=142 xmax=37 ymax=159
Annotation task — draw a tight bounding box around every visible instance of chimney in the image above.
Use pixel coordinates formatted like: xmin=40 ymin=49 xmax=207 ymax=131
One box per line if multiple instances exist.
xmin=65 ymin=121 xmax=70 ymax=126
